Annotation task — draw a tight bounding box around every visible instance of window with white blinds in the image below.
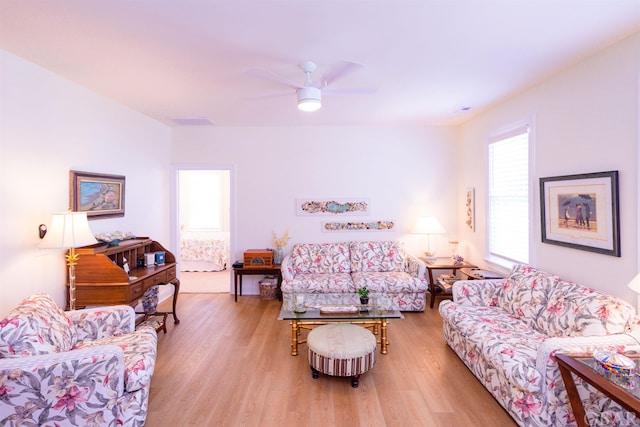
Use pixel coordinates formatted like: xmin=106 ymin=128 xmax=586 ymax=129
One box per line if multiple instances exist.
xmin=488 ymin=125 xmax=530 ymax=264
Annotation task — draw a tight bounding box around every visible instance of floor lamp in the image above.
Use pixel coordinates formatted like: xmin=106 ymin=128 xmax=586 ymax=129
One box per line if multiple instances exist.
xmin=411 ymin=216 xmax=446 ymax=262
xmin=40 ymin=211 xmax=97 ymax=310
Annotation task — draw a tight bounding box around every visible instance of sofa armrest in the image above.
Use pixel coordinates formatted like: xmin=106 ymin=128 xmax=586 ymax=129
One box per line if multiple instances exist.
xmin=68 ymin=305 xmax=136 ymax=342
xmin=537 ymin=330 xmax=640 ymax=400
xmin=405 ymin=253 xmax=426 ymax=279
xmin=451 ymin=279 xmax=504 ymax=306
xmin=0 ymin=345 xmax=126 ymax=422
xmin=281 ymin=253 xmax=294 ymax=281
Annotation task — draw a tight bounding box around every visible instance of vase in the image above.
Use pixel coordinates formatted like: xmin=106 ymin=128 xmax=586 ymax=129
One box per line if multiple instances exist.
xmin=274 ymin=247 xmax=284 ymax=265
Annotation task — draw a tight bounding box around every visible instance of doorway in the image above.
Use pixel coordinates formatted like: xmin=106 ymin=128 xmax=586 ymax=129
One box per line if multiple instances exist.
xmin=172 ymin=166 xmax=234 ymax=293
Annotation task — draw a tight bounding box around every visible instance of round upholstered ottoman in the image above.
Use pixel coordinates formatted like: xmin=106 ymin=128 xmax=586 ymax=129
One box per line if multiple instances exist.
xmin=307 ymin=323 xmax=377 ymax=388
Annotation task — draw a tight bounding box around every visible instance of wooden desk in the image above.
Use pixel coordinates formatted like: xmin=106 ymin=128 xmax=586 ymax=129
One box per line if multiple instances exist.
xmin=72 ymin=238 xmax=180 ymax=325
xmin=423 ymin=258 xmax=477 ymax=309
xmin=555 ymin=353 xmax=640 ymax=426
xmin=233 ymin=265 xmax=282 ymax=302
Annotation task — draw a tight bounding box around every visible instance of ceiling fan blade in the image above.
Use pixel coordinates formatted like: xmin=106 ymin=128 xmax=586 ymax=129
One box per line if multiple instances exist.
xmin=323 ymin=87 xmax=377 ymax=95
xmin=245 ymin=91 xmax=292 ymax=100
xmin=321 ymin=61 xmax=363 ymax=86
xmin=246 ymin=68 xmax=302 ymax=90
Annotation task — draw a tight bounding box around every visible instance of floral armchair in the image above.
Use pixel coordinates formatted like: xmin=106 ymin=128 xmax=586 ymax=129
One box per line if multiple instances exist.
xmin=0 ymin=293 xmax=157 ymax=427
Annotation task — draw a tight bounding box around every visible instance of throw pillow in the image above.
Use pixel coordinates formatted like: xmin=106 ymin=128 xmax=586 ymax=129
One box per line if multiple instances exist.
xmin=499 ymin=264 xmax=559 ymax=326
xmin=537 ymin=280 xmax=636 ymax=337
xmin=0 ymin=293 xmax=76 ymax=358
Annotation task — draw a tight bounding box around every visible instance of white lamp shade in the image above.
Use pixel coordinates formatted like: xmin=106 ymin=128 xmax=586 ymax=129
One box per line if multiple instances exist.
xmin=40 ymin=212 xmax=97 ymax=249
xmin=628 ymin=273 xmax=640 ymax=293
xmin=411 ymin=216 xmax=446 ymax=235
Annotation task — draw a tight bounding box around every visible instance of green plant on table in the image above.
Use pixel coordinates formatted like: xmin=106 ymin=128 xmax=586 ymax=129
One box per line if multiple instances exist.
xmin=357 ymin=286 xmax=370 ymax=299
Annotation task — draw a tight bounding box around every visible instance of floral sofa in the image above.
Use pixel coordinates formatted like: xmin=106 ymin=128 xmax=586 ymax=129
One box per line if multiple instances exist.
xmin=439 ymin=264 xmax=640 ymax=426
xmin=0 ymin=293 xmax=157 ymax=427
xmin=281 ymin=241 xmax=428 ymax=311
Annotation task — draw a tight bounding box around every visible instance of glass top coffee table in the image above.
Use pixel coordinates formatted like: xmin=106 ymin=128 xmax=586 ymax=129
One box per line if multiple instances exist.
xmin=555 ymin=353 xmax=640 ymax=426
xmin=278 ymin=293 xmax=403 ymax=356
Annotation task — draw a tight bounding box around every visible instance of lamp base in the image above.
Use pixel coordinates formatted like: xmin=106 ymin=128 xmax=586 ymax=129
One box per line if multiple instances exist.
xmin=424 ymin=251 xmax=437 ymax=263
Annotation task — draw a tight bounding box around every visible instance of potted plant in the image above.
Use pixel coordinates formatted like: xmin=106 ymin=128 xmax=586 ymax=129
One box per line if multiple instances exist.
xmin=357 ymin=286 xmax=370 ymax=305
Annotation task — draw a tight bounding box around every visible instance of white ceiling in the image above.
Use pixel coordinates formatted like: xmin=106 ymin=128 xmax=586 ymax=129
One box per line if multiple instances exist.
xmin=1 ymin=1 xmax=639 ymax=127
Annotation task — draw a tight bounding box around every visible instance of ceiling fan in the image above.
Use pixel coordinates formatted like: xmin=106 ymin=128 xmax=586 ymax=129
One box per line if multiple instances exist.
xmin=247 ymin=61 xmax=376 ymax=112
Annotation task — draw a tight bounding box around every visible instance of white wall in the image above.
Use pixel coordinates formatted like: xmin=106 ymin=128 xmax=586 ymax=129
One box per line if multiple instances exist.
xmin=457 ymin=32 xmax=640 ymax=303
xmin=171 ymin=125 xmax=460 ymax=294
xmin=2 ymin=31 xmax=637 ymax=310
xmin=0 ymin=50 xmax=172 ymax=315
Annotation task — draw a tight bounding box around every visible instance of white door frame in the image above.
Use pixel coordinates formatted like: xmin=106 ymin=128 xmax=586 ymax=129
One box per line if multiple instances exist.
xmin=170 ymin=163 xmax=236 ymax=293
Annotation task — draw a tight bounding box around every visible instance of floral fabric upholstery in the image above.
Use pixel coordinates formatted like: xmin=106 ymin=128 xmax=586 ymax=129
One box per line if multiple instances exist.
xmin=439 ymin=265 xmax=640 ymax=426
xmin=351 ymin=271 xmax=424 ymax=292
xmin=281 ymin=241 xmax=427 ymax=311
xmin=289 ymin=243 xmax=351 ymax=274
xmin=0 ymin=293 xmax=77 ymax=357
xmin=283 ymin=273 xmax=355 ymax=294
xmin=349 ymin=241 xmax=404 ymax=273
xmin=536 ymin=280 xmax=635 ymax=337
xmin=498 ymin=264 xmax=559 ymax=327
xmin=0 ymin=294 xmax=157 ymax=427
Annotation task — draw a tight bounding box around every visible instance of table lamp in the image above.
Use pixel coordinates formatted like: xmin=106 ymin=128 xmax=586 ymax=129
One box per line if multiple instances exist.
xmin=40 ymin=211 xmax=97 ymax=310
xmin=627 ymin=273 xmax=640 ymax=312
xmin=411 ymin=216 xmax=446 ymax=261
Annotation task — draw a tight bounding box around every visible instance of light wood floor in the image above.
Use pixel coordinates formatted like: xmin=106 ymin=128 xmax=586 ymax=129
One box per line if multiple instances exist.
xmin=179 ymin=270 xmax=231 ymax=293
xmin=148 ymin=294 xmax=516 ymax=427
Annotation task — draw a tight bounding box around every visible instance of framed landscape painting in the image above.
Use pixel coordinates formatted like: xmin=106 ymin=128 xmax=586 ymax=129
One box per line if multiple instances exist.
xmin=70 ymin=170 xmax=125 ymax=219
xmin=540 ymin=170 xmax=619 ymax=257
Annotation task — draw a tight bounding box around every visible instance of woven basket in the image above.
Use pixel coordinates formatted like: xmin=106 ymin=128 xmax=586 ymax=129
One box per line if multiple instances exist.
xmin=259 ymin=283 xmax=277 ymax=301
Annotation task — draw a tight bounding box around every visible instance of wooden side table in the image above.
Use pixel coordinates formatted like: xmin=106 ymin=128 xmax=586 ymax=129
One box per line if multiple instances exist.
xmin=555 ymin=353 xmax=640 ymax=426
xmin=460 ymin=267 xmax=504 ymax=281
xmin=423 ymin=258 xmax=476 ymax=309
xmin=232 ymin=265 xmax=282 ymax=302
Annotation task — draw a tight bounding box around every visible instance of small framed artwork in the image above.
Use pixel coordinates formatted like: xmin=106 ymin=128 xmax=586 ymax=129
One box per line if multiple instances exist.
xmin=540 ymin=170 xmax=619 ymax=257
xmin=70 ymin=170 xmax=125 ymax=219
xmin=465 ymin=187 xmax=475 ymax=231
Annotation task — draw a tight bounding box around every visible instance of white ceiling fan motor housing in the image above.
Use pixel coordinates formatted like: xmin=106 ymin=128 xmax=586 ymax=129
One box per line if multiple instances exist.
xmin=297 ymin=86 xmax=322 ymax=111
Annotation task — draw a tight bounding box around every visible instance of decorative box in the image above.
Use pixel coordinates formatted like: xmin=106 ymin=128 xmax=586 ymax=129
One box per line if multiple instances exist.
xmin=243 ymin=249 xmax=273 ymax=268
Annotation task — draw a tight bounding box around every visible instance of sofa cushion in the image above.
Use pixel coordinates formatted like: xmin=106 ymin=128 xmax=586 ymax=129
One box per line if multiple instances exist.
xmin=290 ymin=243 xmax=351 ymax=274
xmin=0 ymin=293 xmax=76 ymax=358
xmin=75 ymin=324 xmax=157 ymax=392
xmin=536 ymin=280 xmax=636 ymax=337
xmin=349 ymin=241 xmax=405 ymax=273
xmin=498 ymin=265 xmax=558 ymax=327
xmin=281 ymin=273 xmax=355 ymax=293
xmin=440 ymin=302 xmax=547 ymax=393
xmin=351 ymin=271 xmax=426 ymax=293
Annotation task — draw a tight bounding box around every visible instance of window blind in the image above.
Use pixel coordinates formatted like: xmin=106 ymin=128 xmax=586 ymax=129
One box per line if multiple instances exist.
xmin=488 ymin=126 xmax=529 ymax=264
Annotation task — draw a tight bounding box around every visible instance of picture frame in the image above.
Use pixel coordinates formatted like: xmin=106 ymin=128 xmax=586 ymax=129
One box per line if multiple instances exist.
xmin=70 ymin=170 xmax=125 ymax=219
xmin=321 ymin=220 xmax=395 ymax=232
xmin=465 ymin=187 xmax=475 ymax=231
xmin=540 ymin=170 xmax=619 ymax=257
xmin=295 ymin=198 xmax=370 ymax=216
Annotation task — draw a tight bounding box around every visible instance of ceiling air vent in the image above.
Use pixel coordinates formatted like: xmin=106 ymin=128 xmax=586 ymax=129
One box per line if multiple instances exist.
xmin=169 ymin=117 xmax=216 ymax=126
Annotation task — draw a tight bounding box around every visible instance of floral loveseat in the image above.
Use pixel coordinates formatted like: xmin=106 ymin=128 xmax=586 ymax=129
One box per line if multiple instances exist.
xmin=439 ymin=264 xmax=640 ymax=426
xmin=281 ymin=241 xmax=428 ymax=311
xmin=0 ymin=293 xmax=157 ymax=427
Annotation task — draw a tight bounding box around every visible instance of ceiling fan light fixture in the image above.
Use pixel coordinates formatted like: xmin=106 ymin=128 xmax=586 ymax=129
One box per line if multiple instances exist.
xmin=297 ymin=87 xmax=322 ymax=112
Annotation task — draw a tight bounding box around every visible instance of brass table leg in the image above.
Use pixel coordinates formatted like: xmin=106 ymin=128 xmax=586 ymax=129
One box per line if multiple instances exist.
xmin=380 ymin=319 xmax=389 ymax=354
xmin=291 ymin=320 xmax=299 ymax=356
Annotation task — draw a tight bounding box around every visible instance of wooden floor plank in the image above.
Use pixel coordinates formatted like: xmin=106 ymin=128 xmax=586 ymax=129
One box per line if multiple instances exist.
xmin=148 ymin=294 xmax=516 ymax=426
